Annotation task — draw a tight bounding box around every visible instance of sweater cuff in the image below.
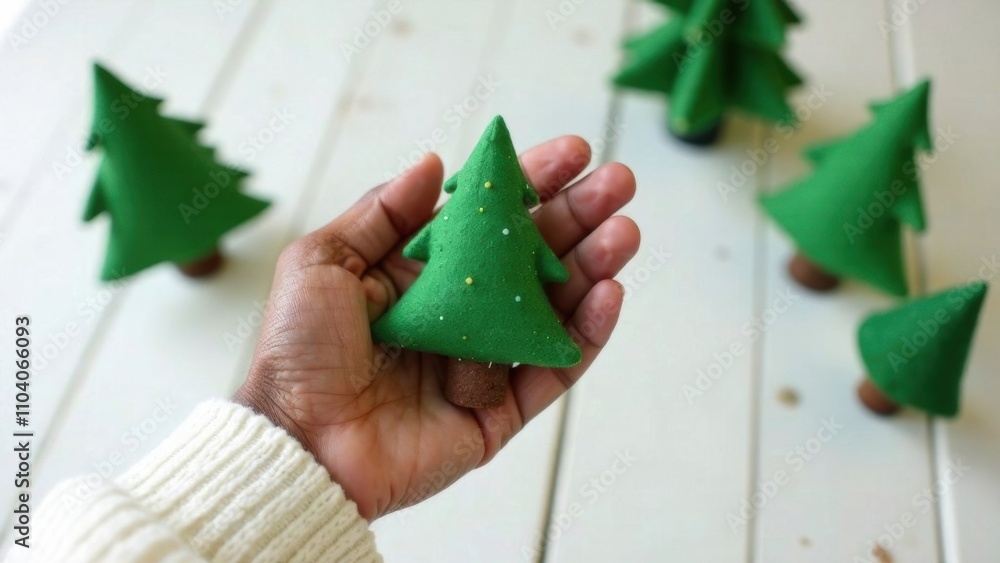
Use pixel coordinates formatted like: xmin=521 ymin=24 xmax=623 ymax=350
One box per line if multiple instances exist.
xmin=117 ymin=400 xmax=380 ymax=562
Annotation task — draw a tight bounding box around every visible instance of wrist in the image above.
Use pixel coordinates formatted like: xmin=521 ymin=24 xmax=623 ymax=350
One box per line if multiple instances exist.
xmin=233 ymin=380 xmax=316 ymax=458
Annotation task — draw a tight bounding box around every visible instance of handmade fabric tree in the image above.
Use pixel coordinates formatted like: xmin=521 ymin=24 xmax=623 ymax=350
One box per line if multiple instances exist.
xmin=371 ymin=116 xmax=581 ymax=408
xmin=84 ymin=62 xmax=269 ymax=281
xmin=856 ymin=281 xmax=988 ymax=417
xmin=760 ymin=80 xmax=932 ymax=296
xmin=614 ymin=0 xmax=802 ymax=145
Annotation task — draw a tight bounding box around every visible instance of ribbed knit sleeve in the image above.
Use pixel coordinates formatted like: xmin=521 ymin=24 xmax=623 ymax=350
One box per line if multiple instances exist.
xmin=28 ymin=401 xmax=380 ymax=562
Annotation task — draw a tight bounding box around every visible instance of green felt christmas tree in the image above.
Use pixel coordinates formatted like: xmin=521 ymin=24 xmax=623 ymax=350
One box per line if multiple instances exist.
xmin=760 ymin=80 xmax=932 ymax=296
xmin=84 ymin=62 xmax=269 ymax=281
xmin=372 ymin=116 xmax=581 ymax=408
xmin=614 ymin=0 xmax=802 ymax=143
xmin=857 ymin=281 xmax=988 ymax=417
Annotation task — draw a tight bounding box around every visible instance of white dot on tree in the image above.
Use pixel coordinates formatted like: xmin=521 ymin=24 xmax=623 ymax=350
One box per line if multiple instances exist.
xmin=502 ymin=228 xmax=509 ymax=235
xmin=515 ymin=295 xmax=521 ymax=302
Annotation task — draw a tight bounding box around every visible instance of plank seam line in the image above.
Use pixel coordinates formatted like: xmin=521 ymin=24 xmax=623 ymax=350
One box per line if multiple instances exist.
xmin=538 ymin=94 xmax=624 ymax=563
xmin=276 ymin=0 xmax=387 ymax=245
xmin=225 ymin=0 xmax=388 ymax=395
xmin=744 ymin=122 xmax=770 ymax=563
xmin=199 ymin=0 xmax=274 ymax=117
xmin=883 ymin=0 xmax=950 ymax=561
xmin=434 ymin=0 xmax=515 ymax=164
xmin=538 ymin=2 xmax=632 ymax=561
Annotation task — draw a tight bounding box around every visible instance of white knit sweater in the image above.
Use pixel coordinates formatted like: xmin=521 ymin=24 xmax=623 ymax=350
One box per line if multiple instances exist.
xmin=26 ymin=401 xmax=380 ymax=562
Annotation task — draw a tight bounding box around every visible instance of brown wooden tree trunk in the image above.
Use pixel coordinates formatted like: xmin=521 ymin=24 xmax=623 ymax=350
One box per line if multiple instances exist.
xmin=177 ymin=246 xmax=225 ymax=278
xmin=444 ymin=358 xmax=510 ymax=408
xmin=669 ymin=119 xmax=723 ymax=147
xmin=857 ymin=376 xmax=900 ymax=416
xmin=788 ymin=251 xmax=840 ymax=292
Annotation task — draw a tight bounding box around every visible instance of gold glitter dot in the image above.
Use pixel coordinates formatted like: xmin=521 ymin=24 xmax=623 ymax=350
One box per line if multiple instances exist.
xmin=484 ymin=181 xmax=492 ymax=188
xmin=478 ymin=207 xmax=484 ymax=212
xmin=465 ymin=277 xmax=473 ymax=285
xmin=462 ymin=335 xmax=468 ymax=340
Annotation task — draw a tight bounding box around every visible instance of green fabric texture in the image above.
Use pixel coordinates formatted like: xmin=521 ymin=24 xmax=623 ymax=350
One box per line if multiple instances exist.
xmin=858 ymin=281 xmax=988 ymax=417
xmin=84 ymin=63 xmax=269 ymax=281
xmin=371 ymin=116 xmax=581 ymax=368
xmin=614 ymin=0 xmax=802 ymax=134
xmin=760 ymin=80 xmax=932 ymax=296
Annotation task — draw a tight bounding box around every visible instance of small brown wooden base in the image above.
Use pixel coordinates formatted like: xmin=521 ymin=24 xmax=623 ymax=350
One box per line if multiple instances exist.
xmin=177 ymin=247 xmax=225 ymax=278
xmin=669 ymin=120 xmax=723 ymax=147
xmin=444 ymin=358 xmax=510 ymax=409
xmin=857 ymin=376 xmax=901 ymax=416
xmin=788 ymin=252 xmax=840 ymax=292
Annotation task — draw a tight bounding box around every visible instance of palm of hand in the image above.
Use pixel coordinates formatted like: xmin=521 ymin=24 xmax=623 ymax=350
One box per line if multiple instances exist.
xmin=235 ymin=137 xmax=639 ymax=520
xmin=244 ymin=258 xmax=497 ymax=520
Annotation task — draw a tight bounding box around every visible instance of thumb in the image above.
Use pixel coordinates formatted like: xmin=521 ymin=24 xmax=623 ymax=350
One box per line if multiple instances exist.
xmin=297 ymin=153 xmax=444 ymax=274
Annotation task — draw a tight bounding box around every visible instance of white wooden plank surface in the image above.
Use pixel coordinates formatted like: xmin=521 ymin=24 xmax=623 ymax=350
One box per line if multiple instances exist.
xmin=751 ymin=1 xmax=940 ymax=562
xmin=905 ymin=1 xmax=1000 ymax=560
xmin=545 ymin=1 xmax=765 ymax=559
xmin=0 ymin=0 xmax=265 ymax=551
xmin=0 ymin=0 xmax=140 ymax=217
xmin=13 ymin=0 xmax=388 ymax=536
